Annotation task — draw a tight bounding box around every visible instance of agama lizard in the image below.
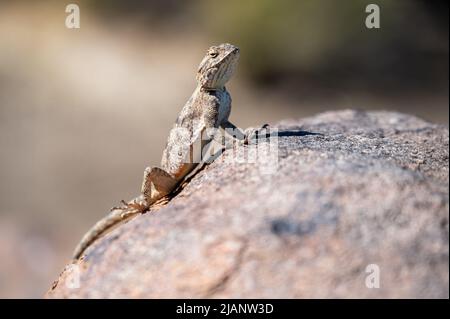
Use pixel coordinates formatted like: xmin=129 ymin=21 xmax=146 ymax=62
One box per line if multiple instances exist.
xmin=72 ymin=43 xmax=264 ymax=260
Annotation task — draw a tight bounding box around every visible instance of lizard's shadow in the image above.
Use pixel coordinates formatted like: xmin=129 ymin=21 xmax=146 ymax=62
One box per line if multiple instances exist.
xmin=170 ymin=129 xmax=323 ymax=197
xmin=206 ymin=129 xmax=323 ymax=162
xmin=276 ymin=130 xmax=323 ymax=137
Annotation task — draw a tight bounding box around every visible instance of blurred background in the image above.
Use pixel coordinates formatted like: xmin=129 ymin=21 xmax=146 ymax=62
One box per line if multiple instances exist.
xmin=0 ymin=0 xmax=448 ymax=298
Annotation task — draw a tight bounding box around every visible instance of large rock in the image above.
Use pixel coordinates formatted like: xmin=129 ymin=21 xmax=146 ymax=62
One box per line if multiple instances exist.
xmin=46 ymin=110 xmax=449 ymax=298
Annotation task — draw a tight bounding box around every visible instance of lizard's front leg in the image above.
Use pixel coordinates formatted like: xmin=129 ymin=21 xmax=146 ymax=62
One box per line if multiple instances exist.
xmin=220 ymin=120 xmax=270 ymax=145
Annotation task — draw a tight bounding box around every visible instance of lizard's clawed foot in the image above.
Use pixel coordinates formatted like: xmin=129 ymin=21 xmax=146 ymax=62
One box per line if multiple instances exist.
xmin=125 ymin=199 xmax=148 ymax=213
xmin=110 ymin=200 xmax=128 ymax=211
xmin=243 ymin=124 xmax=271 ymax=145
xmin=110 ymin=199 xmax=147 ymax=213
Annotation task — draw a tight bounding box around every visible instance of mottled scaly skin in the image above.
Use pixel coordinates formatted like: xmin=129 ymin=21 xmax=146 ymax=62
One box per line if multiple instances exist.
xmin=141 ymin=43 xmax=240 ymax=204
xmin=161 ymin=87 xmax=231 ymax=179
xmin=72 ymin=43 xmax=242 ymax=260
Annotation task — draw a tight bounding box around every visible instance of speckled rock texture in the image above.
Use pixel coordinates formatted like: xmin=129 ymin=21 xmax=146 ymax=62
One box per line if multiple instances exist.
xmin=46 ymin=110 xmax=449 ymax=298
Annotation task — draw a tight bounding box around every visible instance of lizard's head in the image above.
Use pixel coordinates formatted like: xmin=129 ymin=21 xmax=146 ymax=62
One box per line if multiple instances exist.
xmin=196 ymin=43 xmax=240 ymax=90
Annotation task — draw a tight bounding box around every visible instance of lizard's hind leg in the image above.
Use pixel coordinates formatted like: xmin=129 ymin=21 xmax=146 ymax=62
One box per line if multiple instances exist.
xmin=141 ymin=166 xmax=178 ymax=202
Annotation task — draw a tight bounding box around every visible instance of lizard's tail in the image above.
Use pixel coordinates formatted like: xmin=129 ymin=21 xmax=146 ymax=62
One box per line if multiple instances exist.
xmin=72 ymin=208 xmax=141 ymax=261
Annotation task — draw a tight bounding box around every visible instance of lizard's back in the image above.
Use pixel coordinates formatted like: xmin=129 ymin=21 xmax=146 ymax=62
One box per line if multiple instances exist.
xmin=161 ymin=87 xmax=231 ymax=180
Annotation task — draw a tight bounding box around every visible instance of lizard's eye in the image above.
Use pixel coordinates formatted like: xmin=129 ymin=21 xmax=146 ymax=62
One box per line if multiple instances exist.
xmin=209 ymin=51 xmax=218 ymax=58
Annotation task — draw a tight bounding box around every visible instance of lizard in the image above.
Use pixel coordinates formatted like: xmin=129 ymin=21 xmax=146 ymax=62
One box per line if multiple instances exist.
xmin=72 ymin=43 xmax=266 ymax=260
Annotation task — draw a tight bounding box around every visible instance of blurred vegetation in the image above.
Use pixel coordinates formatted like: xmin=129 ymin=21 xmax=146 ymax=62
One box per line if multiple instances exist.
xmin=200 ymin=0 xmax=448 ymax=92
xmin=76 ymin=0 xmax=448 ymax=94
